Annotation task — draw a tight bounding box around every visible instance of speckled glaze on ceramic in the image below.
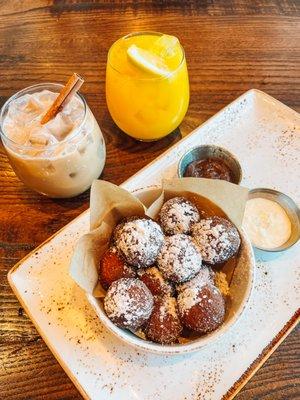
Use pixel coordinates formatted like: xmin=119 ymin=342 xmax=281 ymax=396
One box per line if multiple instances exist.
xmin=8 ymin=90 xmax=300 ymax=400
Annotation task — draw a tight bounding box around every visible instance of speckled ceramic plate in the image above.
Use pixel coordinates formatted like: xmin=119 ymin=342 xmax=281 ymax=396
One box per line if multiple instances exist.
xmin=8 ymin=89 xmax=300 ymax=400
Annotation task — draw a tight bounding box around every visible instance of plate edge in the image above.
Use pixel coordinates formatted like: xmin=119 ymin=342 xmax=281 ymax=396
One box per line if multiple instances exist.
xmin=249 ymin=88 xmax=300 ymax=118
xmin=222 ymin=308 xmax=300 ymax=400
xmin=7 ymin=274 xmax=90 ymax=400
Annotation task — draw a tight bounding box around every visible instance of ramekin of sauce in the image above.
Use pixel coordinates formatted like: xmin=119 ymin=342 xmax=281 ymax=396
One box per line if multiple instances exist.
xmin=242 ymin=188 xmax=300 ymax=252
xmin=178 ymin=145 xmax=242 ymax=184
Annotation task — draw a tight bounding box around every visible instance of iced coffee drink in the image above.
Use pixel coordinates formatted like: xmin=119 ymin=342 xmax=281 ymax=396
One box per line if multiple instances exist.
xmin=0 ymin=83 xmax=106 ymax=197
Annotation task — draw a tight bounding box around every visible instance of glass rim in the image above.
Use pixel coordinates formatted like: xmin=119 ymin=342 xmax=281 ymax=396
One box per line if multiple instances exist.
xmin=0 ymin=82 xmax=88 ymax=150
xmin=107 ymin=31 xmax=186 ymax=81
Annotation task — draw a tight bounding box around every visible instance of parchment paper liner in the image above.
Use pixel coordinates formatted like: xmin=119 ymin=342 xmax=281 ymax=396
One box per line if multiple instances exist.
xmin=70 ymin=178 xmax=248 ymax=298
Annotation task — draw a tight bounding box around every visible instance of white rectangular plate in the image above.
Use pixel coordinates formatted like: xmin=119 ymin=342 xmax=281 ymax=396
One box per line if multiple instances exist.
xmin=9 ymin=89 xmax=300 ymax=400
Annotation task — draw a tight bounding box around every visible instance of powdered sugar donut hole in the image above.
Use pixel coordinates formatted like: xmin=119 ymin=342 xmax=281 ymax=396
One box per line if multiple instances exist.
xmin=157 ymin=234 xmax=202 ymax=283
xmin=104 ymin=278 xmax=154 ymax=330
xmin=114 ymin=217 xmax=164 ymax=268
xmin=145 ymin=295 xmax=183 ymax=344
xmin=191 ymin=216 xmax=240 ymax=265
xmin=158 ymin=196 xmax=200 ymax=235
xmin=178 ymin=283 xmax=225 ymax=333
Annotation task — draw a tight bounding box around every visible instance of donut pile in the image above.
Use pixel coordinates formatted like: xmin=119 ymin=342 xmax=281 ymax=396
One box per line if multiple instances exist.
xmin=100 ymin=197 xmax=241 ymax=345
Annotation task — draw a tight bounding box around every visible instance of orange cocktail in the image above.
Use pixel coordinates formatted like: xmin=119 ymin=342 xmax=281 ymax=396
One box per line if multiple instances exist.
xmin=106 ymin=32 xmax=189 ymax=141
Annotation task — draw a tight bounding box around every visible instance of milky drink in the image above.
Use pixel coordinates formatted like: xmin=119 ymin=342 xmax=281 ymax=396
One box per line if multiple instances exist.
xmin=1 ymin=84 xmax=106 ymax=197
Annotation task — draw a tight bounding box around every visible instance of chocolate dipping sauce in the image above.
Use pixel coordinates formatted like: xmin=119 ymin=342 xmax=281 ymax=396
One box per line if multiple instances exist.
xmin=183 ymin=158 xmax=233 ymax=182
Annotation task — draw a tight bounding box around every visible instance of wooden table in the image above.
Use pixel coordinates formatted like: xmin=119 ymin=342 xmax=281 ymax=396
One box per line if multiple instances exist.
xmin=0 ymin=1 xmax=299 ymax=399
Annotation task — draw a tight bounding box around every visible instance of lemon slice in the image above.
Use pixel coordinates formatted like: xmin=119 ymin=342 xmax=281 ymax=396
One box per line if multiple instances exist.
xmin=152 ymin=34 xmax=179 ymax=58
xmin=127 ymin=44 xmax=170 ymax=77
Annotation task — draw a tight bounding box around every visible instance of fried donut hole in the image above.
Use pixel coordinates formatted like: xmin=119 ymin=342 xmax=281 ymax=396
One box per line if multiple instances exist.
xmin=178 ymin=283 xmax=225 ymax=333
xmin=99 ymin=247 xmax=136 ymax=290
xmin=104 ymin=278 xmax=154 ymax=331
xmin=158 ymin=197 xmax=200 ymax=235
xmin=138 ymin=266 xmax=175 ymax=297
xmin=157 ymin=234 xmax=202 ymax=283
xmin=191 ymin=216 xmax=240 ymax=265
xmin=145 ymin=295 xmax=183 ymax=344
xmin=114 ymin=218 xmax=164 ymax=268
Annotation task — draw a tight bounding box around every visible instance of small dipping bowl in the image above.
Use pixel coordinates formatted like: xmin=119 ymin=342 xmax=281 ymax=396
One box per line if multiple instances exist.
xmin=246 ymin=188 xmax=300 ymax=252
xmin=178 ymin=144 xmax=242 ymax=184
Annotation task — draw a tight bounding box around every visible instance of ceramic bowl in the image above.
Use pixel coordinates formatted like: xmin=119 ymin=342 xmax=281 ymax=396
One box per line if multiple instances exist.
xmin=87 ymin=186 xmax=255 ymax=354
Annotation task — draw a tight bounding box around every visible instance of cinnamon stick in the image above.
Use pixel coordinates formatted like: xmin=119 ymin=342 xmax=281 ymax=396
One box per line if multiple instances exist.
xmin=40 ymin=73 xmax=84 ymax=125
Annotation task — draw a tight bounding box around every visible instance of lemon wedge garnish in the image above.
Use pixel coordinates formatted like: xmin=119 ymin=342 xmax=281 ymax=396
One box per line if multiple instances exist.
xmin=127 ymin=44 xmax=170 ymax=77
xmin=152 ymin=34 xmax=179 ymax=58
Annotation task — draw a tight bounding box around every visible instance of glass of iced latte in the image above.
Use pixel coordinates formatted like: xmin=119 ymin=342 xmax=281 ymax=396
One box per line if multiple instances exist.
xmin=0 ymin=82 xmax=106 ymax=198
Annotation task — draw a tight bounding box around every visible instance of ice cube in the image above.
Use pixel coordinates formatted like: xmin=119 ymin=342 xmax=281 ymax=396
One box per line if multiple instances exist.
xmin=45 ymin=113 xmax=74 ymax=141
xmin=13 ymin=94 xmax=32 ymax=112
xmin=28 ymin=127 xmax=58 ymax=147
xmin=37 ymin=90 xmax=58 ymax=107
xmin=5 ymin=96 xmax=30 ymax=126
xmin=5 ymin=123 xmax=31 ymax=145
xmin=24 ymin=95 xmax=44 ymax=115
xmin=152 ymin=35 xmax=179 ymax=58
xmin=11 ymin=95 xmax=45 ymax=125
xmin=63 ymin=98 xmax=85 ymax=126
xmin=15 ymin=128 xmax=32 ymax=145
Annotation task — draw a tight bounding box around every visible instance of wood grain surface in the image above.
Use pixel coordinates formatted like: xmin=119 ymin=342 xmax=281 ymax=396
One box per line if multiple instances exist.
xmin=0 ymin=1 xmax=299 ymax=399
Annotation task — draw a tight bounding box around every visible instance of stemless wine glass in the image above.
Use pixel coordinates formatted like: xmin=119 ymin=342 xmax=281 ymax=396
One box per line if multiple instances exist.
xmin=106 ymin=32 xmax=189 ymax=141
xmin=0 ymin=83 xmax=106 ymax=198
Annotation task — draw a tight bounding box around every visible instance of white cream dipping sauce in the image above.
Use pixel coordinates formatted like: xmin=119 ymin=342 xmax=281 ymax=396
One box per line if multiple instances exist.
xmin=243 ymin=197 xmax=291 ymax=249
